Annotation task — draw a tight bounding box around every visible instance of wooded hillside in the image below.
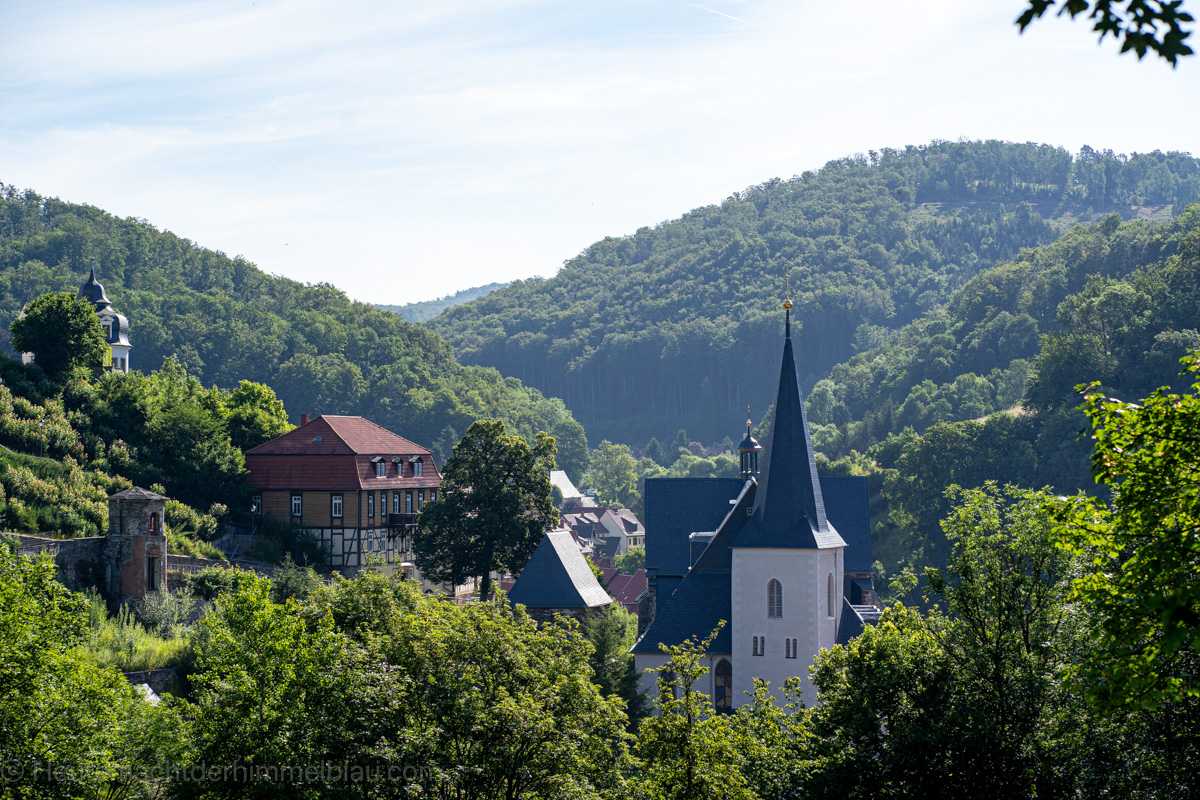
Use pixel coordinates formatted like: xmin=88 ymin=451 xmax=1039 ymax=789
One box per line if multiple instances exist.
xmin=0 ymin=188 xmax=589 ymax=477
xmin=428 ymin=141 xmax=1200 ymax=446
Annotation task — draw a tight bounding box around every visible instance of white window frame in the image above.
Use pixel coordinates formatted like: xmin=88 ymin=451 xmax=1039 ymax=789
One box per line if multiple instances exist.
xmin=375 ymin=461 xmax=385 ymax=478
xmin=291 ymin=494 xmax=302 ymax=516
xmin=331 ymin=494 xmax=343 ymax=519
xmin=767 ymin=578 xmax=783 ymax=619
xmin=413 ymin=459 xmax=423 ymax=477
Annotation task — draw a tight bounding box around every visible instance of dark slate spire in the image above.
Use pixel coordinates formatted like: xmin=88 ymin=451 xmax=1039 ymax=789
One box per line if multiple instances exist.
xmin=78 ymin=264 xmax=113 ymax=312
xmin=733 ymin=304 xmax=845 ymax=550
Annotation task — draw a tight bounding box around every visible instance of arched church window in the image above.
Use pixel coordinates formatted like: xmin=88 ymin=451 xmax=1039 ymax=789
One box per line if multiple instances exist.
xmin=827 ymin=573 xmax=835 ymax=617
xmin=767 ymin=579 xmax=783 ymax=618
xmin=714 ymin=659 xmax=732 ymax=712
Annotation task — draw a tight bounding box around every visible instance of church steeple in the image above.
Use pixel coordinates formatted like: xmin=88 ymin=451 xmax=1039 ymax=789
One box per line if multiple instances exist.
xmin=732 ymin=274 xmax=845 ymax=549
xmin=737 ymin=407 xmax=762 ymax=481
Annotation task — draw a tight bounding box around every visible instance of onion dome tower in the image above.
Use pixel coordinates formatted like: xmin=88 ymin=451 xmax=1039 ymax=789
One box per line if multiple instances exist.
xmin=78 ymin=264 xmax=132 ymax=373
xmin=738 ymin=406 xmax=762 ymax=481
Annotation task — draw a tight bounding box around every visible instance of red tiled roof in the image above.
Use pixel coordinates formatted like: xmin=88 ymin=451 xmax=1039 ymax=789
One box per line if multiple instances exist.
xmin=246 ymin=415 xmax=431 ymax=457
xmin=245 ymin=453 xmax=442 ymax=491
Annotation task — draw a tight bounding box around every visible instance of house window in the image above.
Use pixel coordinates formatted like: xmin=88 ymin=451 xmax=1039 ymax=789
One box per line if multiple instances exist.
xmin=430 ymin=489 xmax=437 ymax=503
xmin=827 ymin=573 xmax=835 ymax=617
xmin=393 ymin=491 xmax=400 ymax=514
xmin=112 ymin=356 xmax=120 ymax=370
xmin=367 ymin=531 xmax=375 ymax=552
xmin=252 ymin=495 xmax=261 ymax=515
xmin=752 ymin=635 xmax=765 ymax=656
xmin=786 ymin=638 xmax=798 ymax=659
xmin=406 ymin=491 xmax=413 ymax=514
xmin=714 ymin=659 xmax=732 ymax=712
xmin=291 ymin=495 xmax=302 ymax=516
xmin=375 ymin=461 xmax=385 ymax=478
xmin=368 ymin=493 xmax=374 ymax=517
xmin=332 ymin=495 xmax=343 ymax=518
xmin=413 ymin=459 xmax=423 ymax=477
xmin=768 ymin=579 xmax=783 ymax=618
xmin=418 ymin=489 xmax=425 ymax=510
xmin=380 ymin=491 xmax=387 ymax=516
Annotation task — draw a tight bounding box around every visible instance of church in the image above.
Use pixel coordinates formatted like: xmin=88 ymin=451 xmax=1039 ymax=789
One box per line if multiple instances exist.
xmin=632 ymin=300 xmax=881 ymax=710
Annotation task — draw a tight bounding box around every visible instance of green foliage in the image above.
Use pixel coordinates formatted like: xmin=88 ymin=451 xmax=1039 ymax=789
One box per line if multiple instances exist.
xmin=9 ymin=291 xmax=109 ymax=378
xmin=0 ymin=186 xmax=589 ymax=479
xmin=187 ymin=565 xmax=240 ymax=601
xmin=614 ymin=545 xmax=645 ymax=575
xmin=414 ymin=419 xmax=559 ymax=601
xmin=224 ymin=379 xmax=293 ymax=451
xmin=1018 ymin=1 xmax=1194 ymax=65
xmin=431 ymin=142 xmax=1200 ymax=446
xmin=83 ymin=594 xmax=194 ymax=672
xmin=178 ymin=571 xmax=632 ymax=799
xmin=587 ymin=603 xmax=649 ymax=725
xmin=635 ymin=626 xmax=757 ymax=800
xmin=0 ymin=544 xmax=179 ymax=799
xmin=584 ymin=439 xmax=639 ymax=508
xmin=1056 ymin=352 xmax=1200 ymax=708
xmin=268 ymin=554 xmax=322 ymax=604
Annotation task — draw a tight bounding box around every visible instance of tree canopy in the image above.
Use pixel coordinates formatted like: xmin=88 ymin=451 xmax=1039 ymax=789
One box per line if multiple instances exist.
xmin=414 ymin=419 xmax=559 ymax=601
xmin=9 ymin=291 xmax=108 ymax=378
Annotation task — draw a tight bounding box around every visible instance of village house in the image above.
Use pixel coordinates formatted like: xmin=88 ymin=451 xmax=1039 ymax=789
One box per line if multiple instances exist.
xmin=245 ymin=414 xmax=443 ymax=581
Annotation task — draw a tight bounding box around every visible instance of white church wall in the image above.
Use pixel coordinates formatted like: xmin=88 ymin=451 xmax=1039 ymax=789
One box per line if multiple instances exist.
xmin=731 ymin=545 xmax=843 ymax=706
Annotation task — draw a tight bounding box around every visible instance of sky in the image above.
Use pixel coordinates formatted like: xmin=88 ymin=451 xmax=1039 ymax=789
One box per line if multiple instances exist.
xmin=2 ymin=0 xmax=1198 ymax=305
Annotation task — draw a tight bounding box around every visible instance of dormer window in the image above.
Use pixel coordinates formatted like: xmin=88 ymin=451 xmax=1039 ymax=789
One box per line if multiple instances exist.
xmin=372 ymin=457 xmax=386 ymax=478
xmin=409 ymin=456 xmax=423 ymax=477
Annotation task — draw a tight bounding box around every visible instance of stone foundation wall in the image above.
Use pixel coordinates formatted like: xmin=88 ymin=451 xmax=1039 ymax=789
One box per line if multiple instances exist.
xmin=13 ymin=534 xmax=107 ymax=592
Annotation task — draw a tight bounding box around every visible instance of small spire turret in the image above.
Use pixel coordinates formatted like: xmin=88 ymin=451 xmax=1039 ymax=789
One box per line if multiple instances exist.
xmin=738 ymin=405 xmax=762 ymax=481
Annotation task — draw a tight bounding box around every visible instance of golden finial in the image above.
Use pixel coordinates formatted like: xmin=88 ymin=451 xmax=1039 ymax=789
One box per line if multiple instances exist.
xmin=746 ymin=405 xmax=752 ymax=428
xmin=783 ymin=266 xmax=793 ymax=310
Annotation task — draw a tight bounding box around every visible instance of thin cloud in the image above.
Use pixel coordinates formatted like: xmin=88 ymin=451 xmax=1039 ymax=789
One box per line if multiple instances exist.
xmin=692 ymin=5 xmax=743 ymax=23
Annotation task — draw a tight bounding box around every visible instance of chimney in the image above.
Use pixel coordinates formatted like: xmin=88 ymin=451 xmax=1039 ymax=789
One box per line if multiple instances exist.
xmin=300 ymin=414 xmax=309 ymax=426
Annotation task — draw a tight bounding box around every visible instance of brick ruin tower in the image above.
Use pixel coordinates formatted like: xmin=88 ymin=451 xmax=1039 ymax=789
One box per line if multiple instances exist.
xmin=105 ymin=486 xmax=168 ymax=603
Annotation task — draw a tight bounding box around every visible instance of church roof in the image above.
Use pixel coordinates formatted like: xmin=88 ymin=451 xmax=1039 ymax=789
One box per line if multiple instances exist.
xmin=733 ymin=310 xmax=846 ymax=551
xmin=631 ymin=571 xmax=733 ymax=655
xmin=820 ymin=476 xmax=872 ymax=572
xmin=643 ymin=477 xmax=747 ymax=577
xmin=246 ymin=415 xmax=430 ymax=456
xmin=508 ymin=531 xmax=612 ymax=609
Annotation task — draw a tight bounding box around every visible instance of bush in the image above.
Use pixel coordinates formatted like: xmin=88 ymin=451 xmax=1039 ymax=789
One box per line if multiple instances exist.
xmin=188 ymin=566 xmax=240 ymax=601
xmin=138 ymin=588 xmax=193 ymax=638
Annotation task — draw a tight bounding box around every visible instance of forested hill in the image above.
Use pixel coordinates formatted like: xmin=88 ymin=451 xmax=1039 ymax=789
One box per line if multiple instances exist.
xmin=428 ymin=140 xmax=1200 ymax=446
xmin=377 ymin=282 xmax=510 ymax=323
xmin=0 ymin=186 xmax=589 ymax=477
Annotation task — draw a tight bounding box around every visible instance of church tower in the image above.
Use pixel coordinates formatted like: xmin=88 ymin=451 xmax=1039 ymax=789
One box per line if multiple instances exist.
xmin=738 ymin=407 xmax=762 ymax=481
xmin=78 ymin=266 xmax=132 ymax=373
xmin=729 ymin=293 xmax=846 ymax=704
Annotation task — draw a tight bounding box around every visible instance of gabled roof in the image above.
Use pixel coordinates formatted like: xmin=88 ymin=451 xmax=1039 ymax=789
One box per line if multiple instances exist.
xmin=733 ymin=310 xmax=846 ymax=551
xmin=550 ymin=470 xmax=582 ymax=499
xmin=820 ymin=476 xmax=872 ymax=572
xmin=246 ymin=415 xmax=430 ymax=456
xmin=644 ymin=477 xmax=746 ymax=577
xmin=508 ymin=531 xmax=612 ymax=609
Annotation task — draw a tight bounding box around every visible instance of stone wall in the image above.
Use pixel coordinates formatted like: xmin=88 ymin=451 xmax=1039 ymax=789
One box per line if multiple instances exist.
xmin=13 ymin=534 xmax=107 ymax=592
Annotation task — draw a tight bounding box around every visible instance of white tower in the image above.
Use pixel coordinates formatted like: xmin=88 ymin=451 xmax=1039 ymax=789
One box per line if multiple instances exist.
xmin=78 ymin=267 xmax=132 ymax=373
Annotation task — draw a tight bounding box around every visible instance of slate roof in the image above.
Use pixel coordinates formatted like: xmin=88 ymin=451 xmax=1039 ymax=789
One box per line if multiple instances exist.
xmin=108 ymin=486 xmax=167 ymax=502
xmin=836 ymin=598 xmax=866 ymax=647
xmin=246 ymin=416 xmax=430 ymax=457
xmin=819 ymin=476 xmax=872 ymax=572
xmin=508 ymin=531 xmax=612 ymax=609
xmin=78 ymin=267 xmax=114 ymax=312
xmin=644 ymin=477 xmax=746 ymax=577
xmin=734 ymin=310 xmax=846 ymax=551
xmin=550 ymin=470 xmax=582 ymax=499
xmin=631 ymin=571 xmax=733 ymax=654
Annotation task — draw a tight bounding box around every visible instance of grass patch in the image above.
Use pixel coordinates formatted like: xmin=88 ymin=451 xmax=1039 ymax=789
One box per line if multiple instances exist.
xmin=81 ymin=592 xmax=196 ymax=672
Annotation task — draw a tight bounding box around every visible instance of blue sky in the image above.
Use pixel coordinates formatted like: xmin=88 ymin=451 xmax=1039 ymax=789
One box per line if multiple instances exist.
xmin=2 ymin=0 xmax=1198 ymax=304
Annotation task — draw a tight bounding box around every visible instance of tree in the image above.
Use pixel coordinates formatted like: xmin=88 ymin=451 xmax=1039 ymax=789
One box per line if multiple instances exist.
xmin=613 ymin=546 xmax=646 ymax=575
xmin=1017 ymin=1 xmax=1194 ymax=65
xmin=584 ymin=440 xmax=639 ymax=508
xmin=1057 ymin=353 xmax=1200 ymax=708
xmin=0 ymin=543 xmax=177 ymax=800
xmin=224 ymin=380 xmax=292 ymax=452
xmin=645 ymin=437 xmax=667 ymax=467
xmin=9 ymin=291 xmax=109 ymax=379
xmin=635 ymin=626 xmax=758 ymax=800
xmin=414 ymin=419 xmax=558 ymax=601
xmin=587 ymin=603 xmax=649 ymax=725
